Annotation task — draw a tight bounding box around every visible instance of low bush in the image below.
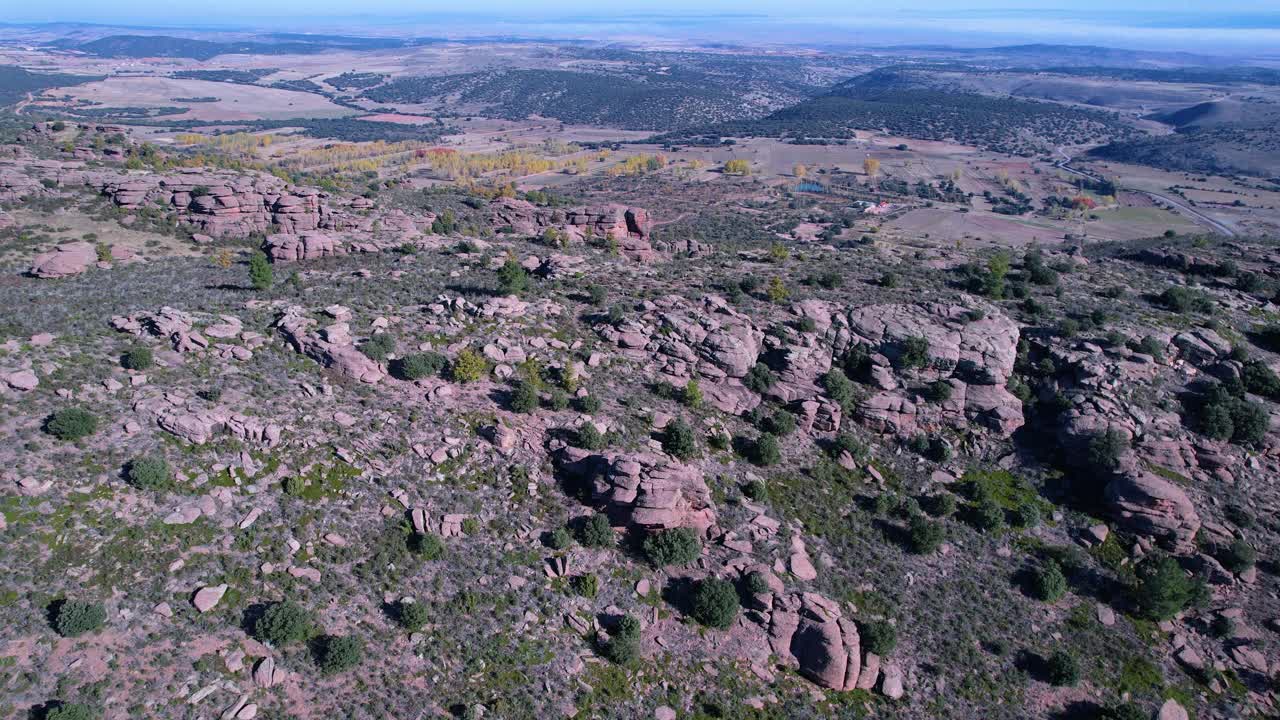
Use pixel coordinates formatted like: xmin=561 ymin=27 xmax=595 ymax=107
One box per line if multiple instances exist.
xmin=397 ymin=600 xmax=429 ymax=631
xmin=642 ymin=527 xmax=702 ymax=566
xmin=52 ymin=599 xmax=106 ymax=637
xmin=859 ymin=619 xmax=898 ymax=656
xmin=1045 ymin=650 xmax=1080 ymax=686
xmin=662 ymin=418 xmax=699 ymax=460
xmin=46 ymin=407 xmax=98 ymax=441
xmin=253 ymin=602 xmax=314 ymax=646
xmin=391 ymin=352 xmax=446 ymax=381
xmin=359 ymin=334 xmax=396 ymax=362
xmin=691 ymin=578 xmax=739 ymax=629
xmin=125 ymin=455 xmax=171 ymax=491
xmin=316 ymin=634 xmax=363 ymax=674
xmin=602 ymin=614 xmax=641 ymax=664
xmin=579 ymin=513 xmax=614 ymax=548
xmin=120 ymin=345 xmax=153 ymax=370
xmin=1030 ymin=560 xmax=1067 ymax=601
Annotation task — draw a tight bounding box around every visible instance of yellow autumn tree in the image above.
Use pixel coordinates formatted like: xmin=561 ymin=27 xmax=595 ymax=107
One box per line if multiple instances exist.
xmin=724 ymin=159 xmax=751 ymax=175
xmin=863 ymin=157 xmax=881 ymax=177
xmin=793 ymin=163 xmax=807 ymax=179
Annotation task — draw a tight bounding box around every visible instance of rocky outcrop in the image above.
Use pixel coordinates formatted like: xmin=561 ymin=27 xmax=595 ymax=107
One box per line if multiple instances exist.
xmin=557 ymin=448 xmax=717 ymax=532
xmin=487 ymin=198 xmax=660 ymax=258
xmin=1105 ymin=460 xmax=1201 ymax=553
xmin=275 ymin=306 xmax=384 ymax=384
xmin=264 ymin=232 xmax=346 ymax=262
xmin=99 ymin=170 xmax=354 ymax=238
xmin=600 ymin=295 xmax=764 ymax=381
xmin=29 ymin=242 xmax=97 ymax=278
xmin=133 ymin=393 xmax=283 ymax=446
xmin=769 ymin=592 xmax=862 ymax=691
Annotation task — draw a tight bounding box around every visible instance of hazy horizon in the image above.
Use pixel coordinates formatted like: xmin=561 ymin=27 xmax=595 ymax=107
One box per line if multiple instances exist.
xmin=4 ymin=3 xmax=1280 ymax=54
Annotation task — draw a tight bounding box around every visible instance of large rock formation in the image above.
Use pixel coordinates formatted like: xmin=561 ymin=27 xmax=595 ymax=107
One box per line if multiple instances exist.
xmin=275 ymin=306 xmax=385 ymax=384
xmin=768 ymin=592 xmax=862 ymax=691
xmin=98 ymin=170 xmax=355 ymax=238
xmin=1105 ymin=460 xmax=1201 ymax=553
xmin=557 ymin=448 xmax=717 ymax=533
xmin=29 ymin=242 xmax=98 ymax=278
xmin=264 ymin=232 xmax=346 ymax=262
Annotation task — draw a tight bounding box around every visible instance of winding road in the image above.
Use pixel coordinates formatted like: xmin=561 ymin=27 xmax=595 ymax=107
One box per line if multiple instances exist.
xmin=1054 ymin=148 xmax=1236 ymax=237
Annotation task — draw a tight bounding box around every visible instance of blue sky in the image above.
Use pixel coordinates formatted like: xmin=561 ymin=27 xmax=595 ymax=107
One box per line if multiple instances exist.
xmin=8 ymin=1 xmax=1280 ymax=52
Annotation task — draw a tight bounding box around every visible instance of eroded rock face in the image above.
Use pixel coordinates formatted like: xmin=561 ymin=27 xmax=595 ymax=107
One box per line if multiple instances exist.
xmin=769 ymin=592 xmax=862 ymax=691
xmin=600 ymin=295 xmax=765 ymax=382
xmin=264 ymin=232 xmax=346 ymax=262
xmin=99 ymin=171 xmax=352 ymax=238
xmin=133 ymin=393 xmax=283 ymax=446
xmin=29 ymin=242 xmax=97 ymax=278
xmin=557 ymin=448 xmax=717 ymax=532
xmin=486 ymin=198 xmax=659 ymax=258
xmin=276 ymin=306 xmax=385 ymax=384
xmin=1105 ymin=460 xmax=1201 ymax=553
xmin=832 ymin=302 xmax=1024 ymax=436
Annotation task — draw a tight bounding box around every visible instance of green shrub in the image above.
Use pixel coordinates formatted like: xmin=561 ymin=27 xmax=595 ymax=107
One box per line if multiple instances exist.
xmin=359 ymin=333 xmax=396 ymax=362
xmin=642 ymin=528 xmax=702 ymax=566
xmin=761 ymin=410 xmax=796 ymax=437
xmin=1045 ymin=650 xmax=1080 ymax=686
xmin=397 ymin=600 xmax=429 ymax=631
xmin=925 ymin=493 xmax=957 ymax=518
xmin=691 ymin=578 xmax=739 ymax=629
xmin=497 ymin=256 xmax=529 ymax=295
xmin=820 ymin=369 xmax=856 ymax=410
xmin=1193 ymin=384 xmax=1269 ymax=445
xmin=391 ymin=352 xmax=446 ymax=381
xmin=682 ymin=379 xmax=704 ymax=409
xmin=907 ymin=514 xmax=944 ymax=554
xmin=587 ymin=284 xmax=607 ymax=306
xmin=1012 ymin=501 xmax=1041 ymax=529
xmin=120 ymin=345 xmax=153 ymax=370
xmin=46 ymin=407 xmax=98 ymax=441
xmin=1134 ymin=555 xmax=1206 ymax=621
xmin=572 ymin=573 xmax=599 ymax=598
xmin=575 ymin=395 xmax=602 ymax=413
xmin=253 ymin=602 xmax=314 ymax=646
xmin=896 ymin=336 xmax=930 ymax=371
xmin=509 ymin=381 xmax=539 ymax=413
xmin=744 ymin=363 xmax=776 ymax=393
xmin=449 ymin=349 xmax=489 ymax=383
xmin=972 ymin=497 xmax=1004 ymax=532
xmin=745 ymin=571 xmax=771 ymax=596
xmin=1031 ymin=560 xmax=1068 ymax=602
xmin=579 ymin=513 xmax=614 ymax=548
xmin=753 ymin=433 xmax=782 ymax=466
xmin=1103 ymin=703 xmax=1147 ymax=720
xmin=1086 ymin=429 xmax=1128 ymax=472
xmin=1242 ymin=360 xmax=1280 ymax=400
xmin=248 ymin=251 xmax=273 ymax=290
xmin=410 ymin=532 xmax=445 ymax=560
xmin=859 ymin=619 xmax=898 ymax=656
xmin=576 ymin=423 xmax=607 ymax=451
xmin=44 ymin=703 xmax=94 ymax=720
xmin=924 ymin=380 xmax=952 ymax=403
xmin=602 ymin=614 xmax=641 ymax=664
xmin=316 ymin=634 xmax=363 ymax=674
xmin=1218 ymin=538 xmax=1255 ymax=574
xmin=125 ymin=455 xmax=171 ymax=491
xmin=662 ymin=418 xmax=699 ymax=460
xmin=1159 ymin=286 xmax=1213 ymax=314
xmin=547 ymin=527 xmax=573 ymax=550
xmin=52 ymin=600 xmax=106 ymax=637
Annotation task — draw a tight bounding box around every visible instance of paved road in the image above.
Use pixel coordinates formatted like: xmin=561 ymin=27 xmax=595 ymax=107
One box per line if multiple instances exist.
xmin=1054 ymin=149 xmax=1236 ymax=238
